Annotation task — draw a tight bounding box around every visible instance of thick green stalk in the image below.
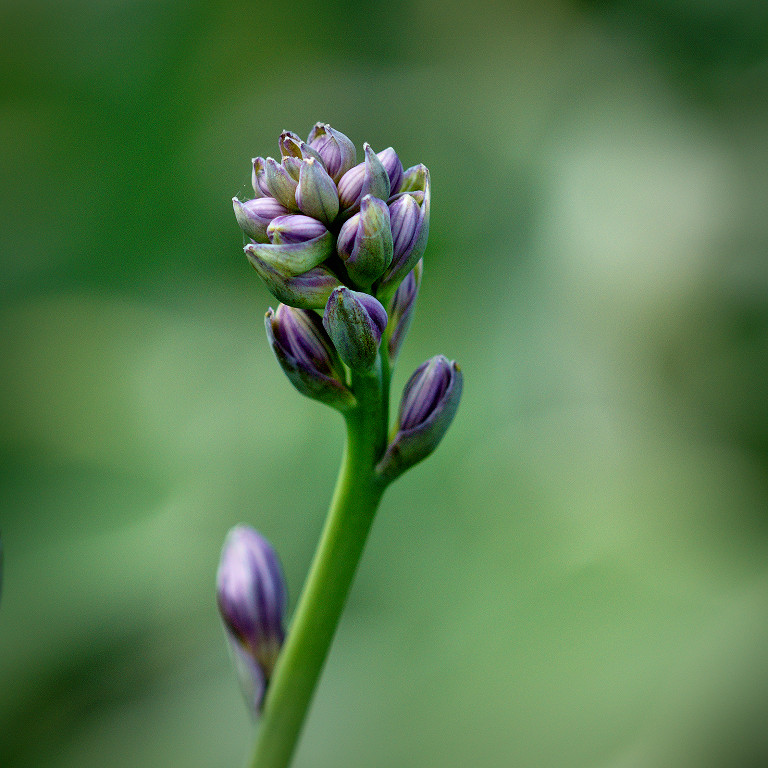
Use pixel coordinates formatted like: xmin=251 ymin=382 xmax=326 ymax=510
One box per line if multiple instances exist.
xmin=248 ymin=354 xmax=389 ymax=768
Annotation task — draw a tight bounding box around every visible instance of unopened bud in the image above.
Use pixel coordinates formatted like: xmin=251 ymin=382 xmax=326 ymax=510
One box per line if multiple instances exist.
xmin=245 ymin=245 xmax=341 ymax=310
xmin=295 ymin=157 xmax=340 ymax=225
xmin=337 ymin=143 xmax=390 ymax=212
xmin=377 ymin=147 xmax=404 ymax=195
xmin=322 ymin=287 xmax=388 ymax=371
xmin=307 ymin=123 xmax=357 ymax=182
xmin=266 ymin=304 xmax=354 ymax=408
xmin=265 ymin=157 xmax=299 ymax=210
xmin=267 ymin=214 xmax=328 ymax=245
xmin=233 ymin=197 xmax=290 ymax=243
xmin=376 ymin=355 xmax=462 ymax=481
xmin=386 ymin=259 xmax=422 ymax=363
xmin=244 ymin=227 xmax=332 ymax=277
xmin=217 ymin=525 xmax=287 ymax=713
xmin=377 ymin=165 xmax=430 ymax=300
xmin=336 ymin=195 xmax=393 ymax=289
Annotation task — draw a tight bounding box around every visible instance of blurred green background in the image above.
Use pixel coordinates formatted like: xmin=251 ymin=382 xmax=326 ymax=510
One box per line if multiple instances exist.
xmin=2 ymin=0 xmax=768 ymax=766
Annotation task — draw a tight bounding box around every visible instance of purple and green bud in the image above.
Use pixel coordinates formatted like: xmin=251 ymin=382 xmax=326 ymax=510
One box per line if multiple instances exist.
xmin=377 ymin=147 xmax=404 ymax=195
xmin=307 ymin=123 xmax=357 ymax=182
xmin=376 ymin=355 xmax=462 ymax=481
xmin=322 ymin=287 xmax=388 ymax=371
xmin=245 ymin=245 xmax=341 ymax=310
xmin=336 ymin=195 xmax=393 ymax=289
xmin=233 ymin=196 xmax=290 ymax=243
xmin=337 ymin=143 xmax=391 ymax=213
xmin=266 ymin=304 xmax=354 ymax=408
xmin=267 ymin=214 xmax=328 ymax=245
xmin=295 ymin=158 xmax=340 ymax=225
xmin=217 ymin=525 xmax=287 ymax=713
xmin=252 ymin=157 xmax=271 ymax=197
xmin=377 ymin=165 xmax=430 ymax=300
xmin=244 ymin=227 xmax=332 ymax=277
xmin=265 ymin=157 xmax=299 ymax=210
xmin=386 ymin=259 xmax=422 ymax=363
xmin=279 ymin=130 xmax=324 ymax=165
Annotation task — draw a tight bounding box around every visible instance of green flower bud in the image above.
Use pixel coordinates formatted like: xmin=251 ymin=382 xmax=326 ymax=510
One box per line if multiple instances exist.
xmin=322 ymin=287 xmax=388 ymax=371
xmin=245 ymin=228 xmax=332 ymax=277
xmin=336 ymin=195 xmax=393 ymax=290
xmin=295 ymin=157 xmax=340 ymax=225
xmin=265 ymin=157 xmax=299 ymax=210
xmin=245 ymin=245 xmax=341 ymax=309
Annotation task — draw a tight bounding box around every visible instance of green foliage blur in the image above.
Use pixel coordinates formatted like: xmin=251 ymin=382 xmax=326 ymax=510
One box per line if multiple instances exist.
xmin=2 ymin=1 xmax=768 ymax=766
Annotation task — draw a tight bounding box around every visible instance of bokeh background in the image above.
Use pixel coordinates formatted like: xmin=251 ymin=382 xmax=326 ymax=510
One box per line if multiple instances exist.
xmin=2 ymin=1 xmax=768 ymax=766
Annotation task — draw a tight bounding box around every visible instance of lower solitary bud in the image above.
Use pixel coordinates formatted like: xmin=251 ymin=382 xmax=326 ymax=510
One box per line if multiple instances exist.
xmin=217 ymin=525 xmax=287 ymax=714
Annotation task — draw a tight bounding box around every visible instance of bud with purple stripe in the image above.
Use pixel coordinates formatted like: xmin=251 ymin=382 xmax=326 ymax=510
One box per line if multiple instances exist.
xmin=323 ymin=287 xmax=388 ymax=372
xmin=376 ymin=355 xmax=462 ymax=481
xmin=217 ymin=525 xmax=287 ymax=714
xmin=266 ymin=304 xmax=354 ymax=409
xmin=385 ymin=259 xmax=422 ymax=363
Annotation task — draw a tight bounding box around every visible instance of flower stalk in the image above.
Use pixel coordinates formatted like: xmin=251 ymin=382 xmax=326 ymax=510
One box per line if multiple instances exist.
xmin=222 ymin=123 xmax=462 ymax=768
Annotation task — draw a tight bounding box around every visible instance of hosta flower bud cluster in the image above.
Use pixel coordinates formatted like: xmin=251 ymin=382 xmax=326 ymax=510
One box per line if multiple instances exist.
xmin=234 ymin=123 xmax=430 ymax=309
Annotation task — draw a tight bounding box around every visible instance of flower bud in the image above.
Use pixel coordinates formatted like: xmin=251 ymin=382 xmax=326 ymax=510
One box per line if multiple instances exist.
xmin=377 ymin=147 xmax=404 ymax=195
xmin=264 ymin=157 xmax=299 ymax=210
xmin=322 ymin=287 xmax=388 ymax=371
xmin=386 ymin=259 xmax=422 ymax=363
xmin=279 ymin=130 xmax=324 ymax=165
xmin=295 ymin=157 xmax=340 ymax=225
xmin=307 ymin=123 xmax=357 ymax=182
xmin=245 ymin=245 xmax=341 ymax=309
xmin=267 ymin=214 xmax=328 ymax=245
xmin=244 ymin=227 xmax=332 ymax=277
xmin=336 ymin=195 xmax=393 ymax=289
xmin=233 ymin=197 xmax=290 ymax=243
xmin=266 ymin=304 xmax=354 ymax=408
xmin=377 ymin=165 xmax=430 ymax=300
xmin=252 ymin=157 xmax=271 ymax=197
xmin=217 ymin=525 xmax=287 ymax=713
xmin=337 ymin=143 xmax=390 ymax=212
xmin=376 ymin=355 xmax=462 ymax=481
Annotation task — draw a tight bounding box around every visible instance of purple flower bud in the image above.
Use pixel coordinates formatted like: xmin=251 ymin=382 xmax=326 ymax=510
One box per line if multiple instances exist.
xmin=279 ymin=130 xmax=324 ymax=165
xmin=217 ymin=525 xmax=287 ymax=712
xmin=267 ymin=214 xmax=328 ymax=245
xmin=307 ymin=123 xmax=357 ymax=183
xmin=245 ymin=227 xmax=332 ymax=277
xmin=377 ymin=165 xmax=430 ymax=301
xmin=377 ymin=147 xmax=404 ymax=195
xmin=266 ymin=304 xmax=354 ymax=408
xmin=336 ymin=195 xmax=393 ymax=289
xmin=322 ymin=287 xmax=388 ymax=371
xmin=233 ymin=196 xmax=290 ymax=243
xmin=252 ymin=157 xmax=271 ymax=197
xmin=376 ymin=355 xmax=462 ymax=481
xmin=337 ymin=143 xmax=390 ymax=213
xmin=295 ymin=157 xmax=340 ymax=225
xmin=264 ymin=157 xmax=299 ymax=211
xmin=245 ymin=244 xmax=341 ymax=309
xmin=386 ymin=259 xmax=422 ymax=362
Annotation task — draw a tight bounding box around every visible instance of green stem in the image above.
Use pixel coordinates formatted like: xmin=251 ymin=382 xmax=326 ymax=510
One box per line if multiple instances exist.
xmin=248 ymin=353 xmax=390 ymax=768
